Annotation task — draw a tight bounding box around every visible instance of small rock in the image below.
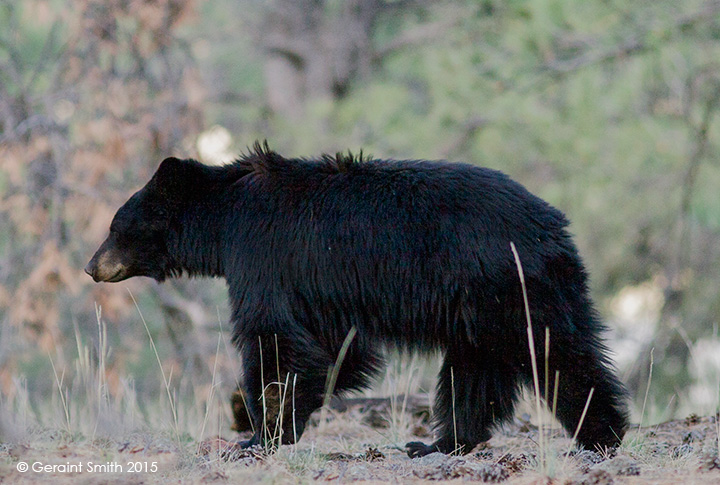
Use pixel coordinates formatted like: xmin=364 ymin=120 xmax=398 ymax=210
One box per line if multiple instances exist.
xmin=592 ymin=455 xmax=640 ymax=476
xmin=414 ymin=451 xmax=451 ymax=467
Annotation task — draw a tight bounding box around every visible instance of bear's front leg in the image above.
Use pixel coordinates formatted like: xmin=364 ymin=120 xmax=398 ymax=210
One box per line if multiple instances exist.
xmin=237 ymin=333 xmax=332 ymax=451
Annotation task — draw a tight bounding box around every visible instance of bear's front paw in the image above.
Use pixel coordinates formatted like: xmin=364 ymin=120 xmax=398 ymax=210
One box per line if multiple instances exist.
xmin=405 ymin=441 xmax=437 ymax=458
xmin=235 ymin=433 xmax=263 ymax=449
xmin=197 ymin=437 xmax=263 ymax=461
xmin=236 ymin=439 xmax=254 ymax=449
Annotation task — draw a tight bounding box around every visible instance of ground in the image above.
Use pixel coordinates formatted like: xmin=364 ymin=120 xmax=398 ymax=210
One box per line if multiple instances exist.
xmin=1 ymin=396 xmax=719 ymax=484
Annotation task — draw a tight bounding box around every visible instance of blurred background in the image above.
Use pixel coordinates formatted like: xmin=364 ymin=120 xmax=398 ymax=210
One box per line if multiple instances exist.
xmin=1 ymin=0 xmax=720 ymax=439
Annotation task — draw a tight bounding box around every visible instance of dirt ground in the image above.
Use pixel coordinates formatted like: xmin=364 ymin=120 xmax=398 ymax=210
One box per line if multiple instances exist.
xmin=2 ymin=397 xmax=720 ymax=484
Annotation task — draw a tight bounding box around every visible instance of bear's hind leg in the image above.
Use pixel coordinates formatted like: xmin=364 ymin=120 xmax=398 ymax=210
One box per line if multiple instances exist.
xmin=406 ymin=346 xmax=521 ymax=458
xmin=531 ymin=254 xmax=629 ymax=450
xmin=538 ymin=332 xmax=628 ymax=451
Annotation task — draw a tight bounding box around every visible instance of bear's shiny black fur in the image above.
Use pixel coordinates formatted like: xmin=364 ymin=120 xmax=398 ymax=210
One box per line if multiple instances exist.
xmin=86 ymin=143 xmax=628 ymax=457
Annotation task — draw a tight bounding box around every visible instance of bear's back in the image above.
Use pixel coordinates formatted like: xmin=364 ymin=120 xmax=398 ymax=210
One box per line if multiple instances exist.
xmin=228 ymin=156 xmax=570 ymax=275
xmin=223 ymin=155 xmax=575 ymax=346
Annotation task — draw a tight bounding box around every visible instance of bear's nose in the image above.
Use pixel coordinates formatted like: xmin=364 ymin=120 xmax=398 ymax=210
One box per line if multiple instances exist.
xmin=84 ymin=263 xmax=95 ymax=279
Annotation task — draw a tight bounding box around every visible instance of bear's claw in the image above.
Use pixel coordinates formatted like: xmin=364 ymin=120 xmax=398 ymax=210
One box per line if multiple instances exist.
xmin=405 ymin=441 xmax=437 ymax=458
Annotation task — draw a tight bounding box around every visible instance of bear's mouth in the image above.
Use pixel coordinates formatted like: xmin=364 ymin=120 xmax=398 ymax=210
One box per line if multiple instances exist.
xmin=87 ymin=264 xmax=130 ymax=283
xmin=103 ymin=269 xmax=130 ymax=283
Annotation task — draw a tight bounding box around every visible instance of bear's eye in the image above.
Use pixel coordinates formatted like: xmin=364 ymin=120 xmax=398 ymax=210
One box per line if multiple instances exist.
xmin=153 ymin=207 xmax=168 ymax=218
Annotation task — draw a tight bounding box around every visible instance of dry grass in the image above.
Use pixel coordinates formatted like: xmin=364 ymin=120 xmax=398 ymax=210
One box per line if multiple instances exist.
xmin=2 ymin=298 xmax=720 ymax=483
xmin=2 ymin=401 xmax=720 ymax=484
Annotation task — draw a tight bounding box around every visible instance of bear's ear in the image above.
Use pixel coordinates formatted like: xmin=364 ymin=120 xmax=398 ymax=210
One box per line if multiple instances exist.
xmin=150 ymin=157 xmax=202 ymax=200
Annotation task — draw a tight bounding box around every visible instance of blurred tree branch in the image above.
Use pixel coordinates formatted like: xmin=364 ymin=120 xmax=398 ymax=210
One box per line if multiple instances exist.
xmin=530 ymin=1 xmax=720 ymax=86
xmin=249 ymin=0 xmax=440 ymax=117
xmin=677 ymin=76 xmax=720 ymax=275
xmin=373 ymin=13 xmax=463 ymax=61
xmin=626 ymin=69 xmax=720 ymax=399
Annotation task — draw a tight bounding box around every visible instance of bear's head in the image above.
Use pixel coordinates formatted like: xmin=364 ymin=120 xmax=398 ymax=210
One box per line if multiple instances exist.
xmin=85 ymin=157 xmax=197 ymax=283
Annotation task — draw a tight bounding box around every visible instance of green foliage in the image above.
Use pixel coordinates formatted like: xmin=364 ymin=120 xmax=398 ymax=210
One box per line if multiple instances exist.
xmin=195 ymin=0 xmax=720 ymax=408
xmin=3 ymin=0 xmax=720 ymax=420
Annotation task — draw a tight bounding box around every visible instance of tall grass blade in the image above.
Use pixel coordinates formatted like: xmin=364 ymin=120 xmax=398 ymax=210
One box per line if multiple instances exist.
xmin=128 ymin=289 xmax=180 ymax=445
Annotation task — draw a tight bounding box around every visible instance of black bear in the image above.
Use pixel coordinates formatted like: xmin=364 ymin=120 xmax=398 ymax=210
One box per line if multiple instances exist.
xmin=86 ymin=143 xmax=627 ymax=457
